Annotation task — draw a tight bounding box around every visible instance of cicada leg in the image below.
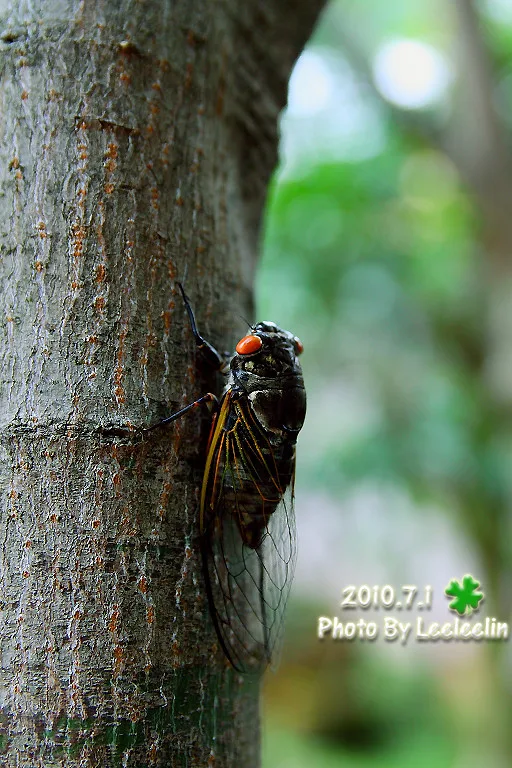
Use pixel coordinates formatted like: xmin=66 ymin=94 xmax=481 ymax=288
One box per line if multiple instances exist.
xmin=145 ymin=393 xmax=218 ymax=433
xmin=177 ymin=283 xmax=229 ymax=373
xmin=147 ymin=284 xmax=226 ymax=432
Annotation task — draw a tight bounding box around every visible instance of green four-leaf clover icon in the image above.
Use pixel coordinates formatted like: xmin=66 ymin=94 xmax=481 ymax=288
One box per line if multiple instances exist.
xmin=444 ymin=575 xmax=484 ymax=616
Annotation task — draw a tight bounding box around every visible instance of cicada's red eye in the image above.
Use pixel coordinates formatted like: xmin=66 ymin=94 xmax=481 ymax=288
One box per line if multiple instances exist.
xmin=236 ymin=334 xmax=263 ymax=355
xmin=294 ymin=337 xmax=304 ymax=355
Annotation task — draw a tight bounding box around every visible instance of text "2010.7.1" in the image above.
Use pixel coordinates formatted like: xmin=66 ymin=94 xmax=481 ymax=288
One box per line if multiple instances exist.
xmin=341 ymin=585 xmax=433 ymax=610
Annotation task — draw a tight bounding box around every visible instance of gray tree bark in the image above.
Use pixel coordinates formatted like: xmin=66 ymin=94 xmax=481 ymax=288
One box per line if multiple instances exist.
xmin=0 ymin=1 xmax=324 ymax=766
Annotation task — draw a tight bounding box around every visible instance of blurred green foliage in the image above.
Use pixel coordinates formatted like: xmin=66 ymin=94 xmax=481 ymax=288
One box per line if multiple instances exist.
xmin=263 ymin=655 xmax=454 ymax=768
xmin=260 ymin=144 xmax=484 ymax=497
xmin=257 ymin=0 xmax=512 ymax=515
xmin=257 ymin=0 xmax=512 ymax=765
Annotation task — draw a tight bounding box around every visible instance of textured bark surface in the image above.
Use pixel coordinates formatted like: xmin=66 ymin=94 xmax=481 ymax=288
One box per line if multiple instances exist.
xmin=0 ymin=1 xmax=324 ymax=765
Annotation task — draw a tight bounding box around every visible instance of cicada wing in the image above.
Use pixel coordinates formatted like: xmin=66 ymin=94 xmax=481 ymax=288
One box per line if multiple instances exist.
xmin=200 ymin=394 xmax=297 ymax=674
xmin=202 ymin=486 xmax=296 ymax=674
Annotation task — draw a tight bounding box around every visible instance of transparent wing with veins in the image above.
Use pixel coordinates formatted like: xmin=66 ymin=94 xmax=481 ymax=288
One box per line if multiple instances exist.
xmin=200 ymin=391 xmax=297 ymax=673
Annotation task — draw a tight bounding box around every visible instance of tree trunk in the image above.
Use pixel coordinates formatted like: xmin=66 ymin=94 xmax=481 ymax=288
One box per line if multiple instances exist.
xmin=0 ymin=2 xmax=323 ymax=765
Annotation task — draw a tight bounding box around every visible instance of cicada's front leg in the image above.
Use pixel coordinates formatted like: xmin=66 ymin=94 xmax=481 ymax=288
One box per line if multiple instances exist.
xmin=177 ymin=283 xmax=230 ymax=374
xmin=145 ymin=392 xmax=218 ymax=433
xmin=146 ymin=284 xmax=226 ymax=433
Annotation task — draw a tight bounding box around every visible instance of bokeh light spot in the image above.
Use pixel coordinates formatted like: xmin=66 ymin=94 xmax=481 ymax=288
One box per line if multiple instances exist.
xmin=373 ymin=39 xmax=452 ymax=109
xmin=288 ymin=50 xmax=334 ymax=117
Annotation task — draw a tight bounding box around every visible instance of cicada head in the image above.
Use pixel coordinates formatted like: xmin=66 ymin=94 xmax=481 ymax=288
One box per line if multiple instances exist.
xmin=233 ymin=321 xmax=303 ymax=377
xmin=230 ymin=322 xmax=306 ymax=438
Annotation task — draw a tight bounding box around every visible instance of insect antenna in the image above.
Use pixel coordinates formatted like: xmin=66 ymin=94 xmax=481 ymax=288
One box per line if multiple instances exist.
xmin=237 ymin=313 xmax=254 ymax=330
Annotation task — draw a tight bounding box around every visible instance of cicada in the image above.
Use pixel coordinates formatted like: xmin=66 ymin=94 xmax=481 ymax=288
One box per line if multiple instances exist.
xmin=152 ymin=285 xmax=306 ymax=673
